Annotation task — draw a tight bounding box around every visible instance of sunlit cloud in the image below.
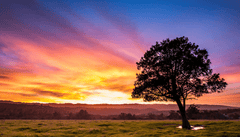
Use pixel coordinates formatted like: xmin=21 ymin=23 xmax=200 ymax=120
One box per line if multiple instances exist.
xmin=0 ymin=0 xmax=142 ymax=104
xmin=0 ymin=0 xmax=239 ymax=106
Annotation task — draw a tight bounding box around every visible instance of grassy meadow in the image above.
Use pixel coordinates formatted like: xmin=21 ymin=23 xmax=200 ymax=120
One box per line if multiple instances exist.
xmin=0 ymin=120 xmax=239 ymax=137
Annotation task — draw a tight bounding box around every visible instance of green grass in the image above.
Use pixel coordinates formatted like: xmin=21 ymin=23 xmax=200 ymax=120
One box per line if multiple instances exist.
xmin=0 ymin=120 xmax=239 ymax=137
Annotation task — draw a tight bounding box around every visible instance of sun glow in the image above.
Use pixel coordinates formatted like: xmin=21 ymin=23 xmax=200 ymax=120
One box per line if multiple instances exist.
xmin=0 ymin=0 xmax=239 ymax=106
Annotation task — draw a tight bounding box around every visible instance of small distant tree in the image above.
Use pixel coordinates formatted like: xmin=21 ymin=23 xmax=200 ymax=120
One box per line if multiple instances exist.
xmin=132 ymin=36 xmax=227 ymax=129
xmin=76 ymin=109 xmax=90 ymax=119
xmin=186 ymin=104 xmax=200 ymax=119
xmin=118 ymin=113 xmax=126 ymax=120
xmin=157 ymin=113 xmax=165 ymax=120
xmin=126 ymin=113 xmax=134 ymax=119
xmin=167 ymin=110 xmax=181 ymax=120
xmin=148 ymin=113 xmax=156 ymax=119
xmin=229 ymin=113 xmax=240 ymax=119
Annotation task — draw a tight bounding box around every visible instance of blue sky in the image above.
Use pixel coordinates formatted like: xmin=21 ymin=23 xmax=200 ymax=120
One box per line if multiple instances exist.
xmin=0 ymin=0 xmax=239 ymax=106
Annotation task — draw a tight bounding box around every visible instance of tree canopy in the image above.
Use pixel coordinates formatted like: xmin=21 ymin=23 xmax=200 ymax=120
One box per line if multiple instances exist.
xmin=132 ymin=36 xmax=227 ymax=102
xmin=132 ymin=36 xmax=227 ymax=129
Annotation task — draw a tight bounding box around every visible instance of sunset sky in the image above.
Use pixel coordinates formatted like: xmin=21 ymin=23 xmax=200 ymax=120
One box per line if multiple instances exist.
xmin=0 ymin=0 xmax=239 ymax=107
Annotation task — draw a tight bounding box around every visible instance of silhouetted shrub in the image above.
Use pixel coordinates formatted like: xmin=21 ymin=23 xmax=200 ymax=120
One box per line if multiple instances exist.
xmin=76 ymin=109 xmax=90 ymax=119
xmin=167 ymin=110 xmax=181 ymax=119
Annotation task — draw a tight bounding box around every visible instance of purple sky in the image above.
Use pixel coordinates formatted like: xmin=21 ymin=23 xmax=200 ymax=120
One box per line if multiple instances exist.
xmin=0 ymin=0 xmax=239 ymax=106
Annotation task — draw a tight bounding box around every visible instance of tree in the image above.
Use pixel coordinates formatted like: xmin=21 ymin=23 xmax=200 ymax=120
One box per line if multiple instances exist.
xmin=117 ymin=113 xmax=135 ymax=120
xmin=148 ymin=113 xmax=156 ymax=119
xmin=132 ymin=36 xmax=227 ymax=129
xmin=76 ymin=109 xmax=90 ymax=119
xmin=167 ymin=110 xmax=181 ymax=120
xmin=187 ymin=104 xmax=200 ymax=114
xmin=186 ymin=104 xmax=200 ymax=119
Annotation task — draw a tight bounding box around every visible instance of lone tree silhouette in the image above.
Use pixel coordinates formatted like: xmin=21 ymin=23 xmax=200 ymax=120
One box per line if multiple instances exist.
xmin=132 ymin=36 xmax=227 ymax=129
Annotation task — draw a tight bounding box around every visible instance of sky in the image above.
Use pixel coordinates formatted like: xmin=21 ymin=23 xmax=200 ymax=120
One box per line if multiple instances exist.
xmin=0 ymin=0 xmax=239 ymax=107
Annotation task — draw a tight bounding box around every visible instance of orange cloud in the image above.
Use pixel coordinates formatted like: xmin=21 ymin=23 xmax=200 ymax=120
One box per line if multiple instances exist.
xmin=0 ymin=34 xmax=239 ymax=106
xmin=221 ymin=73 xmax=240 ymax=84
xmin=187 ymin=93 xmax=240 ymax=107
xmin=0 ymin=1 xmax=239 ymax=106
xmin=0 ymin=32 xmax=141 ymax=104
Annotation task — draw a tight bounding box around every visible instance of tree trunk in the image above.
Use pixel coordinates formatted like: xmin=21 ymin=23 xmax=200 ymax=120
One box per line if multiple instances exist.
xmin=176 ymin=98 xmax=191 ymax=129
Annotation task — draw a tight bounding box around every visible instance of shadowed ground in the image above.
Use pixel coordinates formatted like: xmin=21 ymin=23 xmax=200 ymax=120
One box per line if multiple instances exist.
xmin=0 ymin=120 xmax=239 ymax=136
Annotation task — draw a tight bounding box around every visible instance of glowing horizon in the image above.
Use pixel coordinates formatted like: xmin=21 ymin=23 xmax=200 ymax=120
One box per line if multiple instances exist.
xmin=0 ymin=0 xmax=239 ymax=107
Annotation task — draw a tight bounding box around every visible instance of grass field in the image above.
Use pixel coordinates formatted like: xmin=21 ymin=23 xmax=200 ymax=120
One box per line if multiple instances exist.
xmin=0 ymin=120 xmax=239 ymax=137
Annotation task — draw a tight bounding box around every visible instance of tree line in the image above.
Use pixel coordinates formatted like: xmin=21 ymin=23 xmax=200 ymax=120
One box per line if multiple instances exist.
xmin=0 ymin=104 xmax=239 ymax=120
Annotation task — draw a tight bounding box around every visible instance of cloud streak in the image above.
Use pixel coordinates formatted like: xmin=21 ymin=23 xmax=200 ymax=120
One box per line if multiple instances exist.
xmin=0 ymin=0 xmax=143 ymax=104
xmin=0 ymin=0 xmax=239 ymax=105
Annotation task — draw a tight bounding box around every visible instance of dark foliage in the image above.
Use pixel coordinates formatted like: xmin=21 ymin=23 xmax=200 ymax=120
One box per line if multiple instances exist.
xmin=117 ymin=113 xmax=136 ymax=120
xmin=187 ymin=104 xmax=200 ymax=114
xmin=1 ymin=101 xmax=239 ymax=120
xmin=167 ymin=110 xmax=181 ymax=120
xmin=76 ymin=109 xmax=91 ymax=119
xmin=132 ymin=36 xmax=227 ymax=129
xmin=186 ymin=104 xmax=200 ymax=119
xmin=228 ymin=113 xmax=240 ymax=119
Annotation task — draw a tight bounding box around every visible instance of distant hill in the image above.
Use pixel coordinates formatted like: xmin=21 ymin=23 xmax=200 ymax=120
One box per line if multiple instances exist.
xmin=0 ymin=100 xmax=239 ymax=116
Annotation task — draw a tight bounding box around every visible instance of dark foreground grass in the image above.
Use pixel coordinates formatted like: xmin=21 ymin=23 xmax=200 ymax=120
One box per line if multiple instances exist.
xmin=0 ymin=120 xmax=239 ymax=137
